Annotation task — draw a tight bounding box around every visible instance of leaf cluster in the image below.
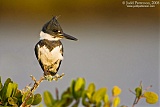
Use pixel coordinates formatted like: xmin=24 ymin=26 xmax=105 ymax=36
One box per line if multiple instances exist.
xmin=43 ymin=78 xmax=122 ymax=107
xmin=0 ymin=77 xmax=42 ymax=107
xmin=130 ymin=82 xmax=159 ymax=106
xmin=43 ymin=78 xmax=159 ymax=107
xmin=0 ymin=76 xmax=158 ymax=107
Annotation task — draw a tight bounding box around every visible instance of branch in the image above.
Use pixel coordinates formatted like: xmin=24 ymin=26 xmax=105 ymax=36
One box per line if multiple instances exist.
xmin=20 ymin=73 xmax=65 ymax=107
xmin=129 ymin=88 xmax=136 ymax=95
xmin=20 ymin=75 xmax=45 ymax=107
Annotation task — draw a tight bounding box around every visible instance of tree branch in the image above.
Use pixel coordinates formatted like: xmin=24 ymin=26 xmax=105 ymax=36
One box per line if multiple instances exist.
xmin=20 ymin=75 xmax=45 ymax=107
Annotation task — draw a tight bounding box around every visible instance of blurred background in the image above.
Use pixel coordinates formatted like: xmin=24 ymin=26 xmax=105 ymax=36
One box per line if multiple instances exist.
xmin=0 ymin=0 xmax=159 ymax=106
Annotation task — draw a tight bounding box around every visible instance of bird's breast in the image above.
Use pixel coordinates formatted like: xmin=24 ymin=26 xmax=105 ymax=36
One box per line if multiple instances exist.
xmin=38 ymin=44 xmax=63 ymax=66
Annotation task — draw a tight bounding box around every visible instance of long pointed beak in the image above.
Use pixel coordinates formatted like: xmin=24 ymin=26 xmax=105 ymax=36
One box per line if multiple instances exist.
xmin=63 ymin=33 xmax=78 ymax=41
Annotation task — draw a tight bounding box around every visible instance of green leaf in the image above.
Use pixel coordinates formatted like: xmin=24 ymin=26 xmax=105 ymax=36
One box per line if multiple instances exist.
xmin=14 ymin=89 xmax=22 ymax=98
xmin=4 ymin=78 xmax=13 ymax=86
xmin=61 ymin=93 xmax=71 ymax=99
xmin=43 ymin=91 xmax=54 ymax=106
xmin=70 ymin=79 xmax=78 ymax=99
xmin=92 ymin=88 xmax=107 ymax=105
xmin=86 ymin=83 xmax=95 ymax=100
xmin=72 ymin=78 xmax=85 ymax=99
xmin=82 ymin=91 xmax=90 ymax=106
xmin=5 ymin=82 xmax=17 ymax=99
xmin=26 ymin=94 xmax=34 ymax=105
xmin=11 ymin=83 xmax=18 ymax=97
xmin=61 ymin=87 xmax=71 ymax=99
xmin=6 ymin=83 xmax=13 ymax=98
xmin=144 ymin=91 xmax=159 ymax=104
xmin=1 ymin=78 xmax=13 ymax=101
xmin=6 ymin=83 xmax=18 ymax=98
xmin=0 ymin=77 xmax=3 ymax=91
xmin=61 ymin=88 xmax=73 ymax=106
xmin=74 ymin=78 xmax=85 ymax=92
xmin=32 ymin=93 xmax=42 ymax=105
xmin=112 ymin=86 xmax=121 ymax=96
xmin=88 ymin=83 xmax=95 ymax=92
xmin=113 ymin=96 xmax=120 ymax=107
xmin=22 ymin=91 xmax=28 ymax=102
xmin=135 ymin=87 xmax=142 ymax=98
xmin=103 ymin=94 xmax=109 ymax=103
xmin=61 ymin=94 xmax=73 ymax=106
xmin=22 ymin=91 xmax=34 ymax=105
xmin=8 ymin=97 xmax=18 ymax=105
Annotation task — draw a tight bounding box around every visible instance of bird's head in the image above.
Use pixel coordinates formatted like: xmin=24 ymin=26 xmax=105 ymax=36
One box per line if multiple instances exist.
xmin=40 ymin=16 xmax=78 ymax=41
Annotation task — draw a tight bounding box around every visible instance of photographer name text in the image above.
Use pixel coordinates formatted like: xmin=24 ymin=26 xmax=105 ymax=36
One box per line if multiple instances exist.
xmin=122 ymin=0 xmax=160 ymax=8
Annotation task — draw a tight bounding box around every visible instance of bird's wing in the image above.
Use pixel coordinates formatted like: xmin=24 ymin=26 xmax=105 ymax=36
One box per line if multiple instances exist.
xmin=34 ymin=41 xmax=45 ymax=72
xmin=34 ymin=42 xmax=39 ymax=60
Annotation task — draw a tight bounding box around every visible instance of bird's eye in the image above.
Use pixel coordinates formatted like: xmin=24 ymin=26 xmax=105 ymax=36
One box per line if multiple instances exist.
xmin=52 ymin=30 xmax=61 ymax=33
xmin=53 ymin=29 xmax=58 ymax=32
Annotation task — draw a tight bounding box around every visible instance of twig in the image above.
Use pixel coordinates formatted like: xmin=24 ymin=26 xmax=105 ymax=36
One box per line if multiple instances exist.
xmin=131 ymin=81 xmax=152 ymax=107
xmin=130 ymin=81 xmax=143 ymax=107
xmin=56 ymin=88 xmax=59 ymax=100
xmin=143 ymin=85 xmax=152 ymax=94
xmin=20 ymin=75 xmax=45 ymax=107
xmin=129 ymin=88 xmax=136 ymax=95
xmin=132 ymin=97 xmax=141 ymax=107
xmin=20 ymin=73 xmax=65 ymax=107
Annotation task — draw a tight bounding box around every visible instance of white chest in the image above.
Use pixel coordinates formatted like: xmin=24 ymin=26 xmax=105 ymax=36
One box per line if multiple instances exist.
xmin=38 ymin=45 xmax=63 ymax=66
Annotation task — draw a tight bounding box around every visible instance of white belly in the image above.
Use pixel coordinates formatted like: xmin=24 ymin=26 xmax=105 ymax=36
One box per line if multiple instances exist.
xmin=38 ymin=45 xmax=63 ymax=66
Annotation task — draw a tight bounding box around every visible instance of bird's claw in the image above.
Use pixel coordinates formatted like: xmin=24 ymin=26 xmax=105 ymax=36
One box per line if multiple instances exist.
xmin=44 ymin=73 xmax=65 ymax=82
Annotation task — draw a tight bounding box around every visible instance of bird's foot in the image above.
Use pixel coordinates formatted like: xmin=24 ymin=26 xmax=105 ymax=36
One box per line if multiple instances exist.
xmin=44 ymin=73 xmax=65 ymax=82
xmin=53 ymin=73 xmax=65 ymax=81
xmin=44 ymin=75 xmax=53 ymax=82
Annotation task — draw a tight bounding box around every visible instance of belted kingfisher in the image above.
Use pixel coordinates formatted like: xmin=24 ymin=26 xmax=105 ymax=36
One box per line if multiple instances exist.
xmin=35 ymin=16 xmax=77 ymax=80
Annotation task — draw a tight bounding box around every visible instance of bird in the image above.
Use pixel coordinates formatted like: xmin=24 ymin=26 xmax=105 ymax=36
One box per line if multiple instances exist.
xmin=35 ymin=16 xmax=78 ymax=80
